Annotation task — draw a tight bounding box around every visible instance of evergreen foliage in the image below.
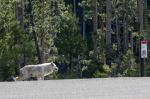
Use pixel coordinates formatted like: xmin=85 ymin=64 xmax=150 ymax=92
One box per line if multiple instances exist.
xmin=0 ymin=0 xmax=150 ymax=81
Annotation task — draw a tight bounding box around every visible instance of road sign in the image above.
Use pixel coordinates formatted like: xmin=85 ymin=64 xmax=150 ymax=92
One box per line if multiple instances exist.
xmin=141 ymin=40 xmax=147 ymax=58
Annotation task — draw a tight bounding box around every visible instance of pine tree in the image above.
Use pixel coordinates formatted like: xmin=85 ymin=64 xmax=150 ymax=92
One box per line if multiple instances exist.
xmin=0 ymin=0 xmax=30 ymax=80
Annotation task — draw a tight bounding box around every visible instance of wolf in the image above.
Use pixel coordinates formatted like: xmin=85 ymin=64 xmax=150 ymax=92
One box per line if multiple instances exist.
xmin=18 ymin=62 xmax=58 ymax=81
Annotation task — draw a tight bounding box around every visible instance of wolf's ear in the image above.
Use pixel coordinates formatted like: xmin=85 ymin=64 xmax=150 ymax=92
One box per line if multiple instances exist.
xmin=51 ymin=62 xmax=54 ymax=67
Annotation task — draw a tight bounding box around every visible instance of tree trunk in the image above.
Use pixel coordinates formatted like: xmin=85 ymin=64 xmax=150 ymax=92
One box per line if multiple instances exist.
xmin=106 ymin=0 xmax=112 ymax=47
xmin=78 ymin=55 xmax=82 ymax=78
xmin=14 ymin=1 xmax=25 ymax=67
xmin=29 ymin=0 xmax=42 ymax=64
xmin=82 ymin=6 xmax=86 ymax=39
xmin=115 ymin=19 xmax=121 ymax=75
xmin=73 ymin=0 xmax=76 ymax=16
xmin=130 ymin=31 xmax=134 ymax=53
xmin=139 ymin=0 xmax=144 ymax=76
xmin=144 ymin=0 xmax=148 ymax=28
xmin=139 ymin=0 xmax=144 ymax=33
xmin=116 ymin=19 xmax=120 ymax=54
xmin=123 ymin=16 xmax=128 ymax=53
xmin=14 ymin=1 xmax=24 ymax=26
xmin=92 ymin=0 xmax=98 ymax=57
xmin=41 ymin=0 xmax=45 ymax=63
xmin=137 ymin=0 xmax=144 ymax=63
xmin=106 ymin=0 xmax=112 ymax=65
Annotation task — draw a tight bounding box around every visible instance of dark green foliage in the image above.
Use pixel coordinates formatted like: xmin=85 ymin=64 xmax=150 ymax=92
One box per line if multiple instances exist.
xmin=55 ymin=13 xmax=86 ymax=78
xmin=121 ymin=49 xmax=138 ymax=77
xmin=56 ymin=14 xmax=86 ymax=59
xmin=0 ymin=0 xmax=150 ymax=81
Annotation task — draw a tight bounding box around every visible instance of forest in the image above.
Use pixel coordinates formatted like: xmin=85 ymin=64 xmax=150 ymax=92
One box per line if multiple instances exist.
xmin=0 ymin=0 xmax=150 ymax=81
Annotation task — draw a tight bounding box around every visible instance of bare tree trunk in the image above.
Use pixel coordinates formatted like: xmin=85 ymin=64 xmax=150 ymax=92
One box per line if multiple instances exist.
xmin=100 ymin=9 xmax=106 ymax=64
xmin=116 ymin=19 xmax=121 ymax=54
xmin=115 ymin=19 xmax=121 ymax=75
xmin=138 ymin=0 xmax=144 ymax=76
xmin=29 ymin=0 xmax=42 ymax=64
xmin=144 ymin=0 xmax=147 ymax=28
xmin=78 ymin=55 xmax=82 ymax=78
xmin=14 ymin=1 xmax=24 ymax=26
xmin=138 ymin=0 xmax=144 ymax=63
xmin=82 ymin=6 xmax=86 ymax=39
xmin=130 ymin=31 xmax=134 ymax=53
xmin=139 ymin=0 xmax=144 ymax=33
xmin=73 ymin=0 xmax=76 ymax=16
xmin=41 ymin=0 xmax=45 ymax=63
xmin=106 ymin=0 xmax=112 ymax=47
xmin=106 ymin=0 xmax=112 ymax=65
xmin=14 ymin=1 xmax=25 ymax=66
xmin=123 ymin=16 xmax=128 ymax=53
xmin=92 ymin=0 xmax=98 ymax=56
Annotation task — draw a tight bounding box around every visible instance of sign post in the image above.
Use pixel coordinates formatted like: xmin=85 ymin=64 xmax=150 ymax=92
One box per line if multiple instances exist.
xmin=140 ymin=40 xmax=148 ymax=77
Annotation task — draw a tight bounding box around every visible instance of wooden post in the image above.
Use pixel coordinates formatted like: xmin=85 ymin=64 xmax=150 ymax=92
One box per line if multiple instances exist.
xmin=140 ymin=40 xmax=147 ymax=77
xmin=140 ymin=58 xmax=144 ymax=77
